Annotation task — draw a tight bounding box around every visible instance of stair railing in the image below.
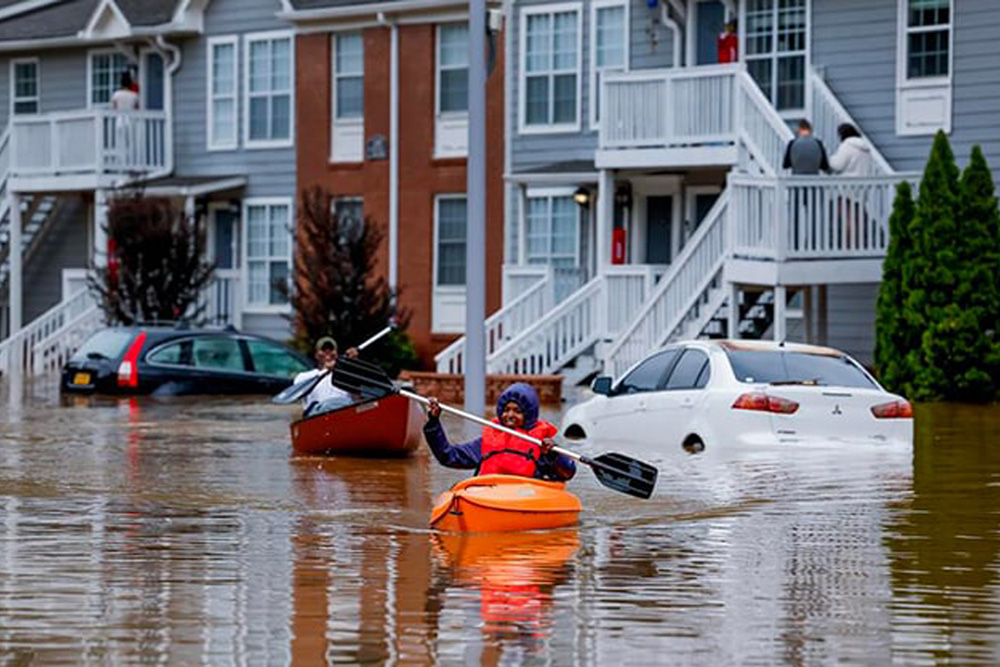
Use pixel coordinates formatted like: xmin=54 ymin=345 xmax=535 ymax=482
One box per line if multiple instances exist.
xmin=0 ymin=287 xmax=96 ymax=378
xmin=809 ymin=68 xmax=893 ymax=176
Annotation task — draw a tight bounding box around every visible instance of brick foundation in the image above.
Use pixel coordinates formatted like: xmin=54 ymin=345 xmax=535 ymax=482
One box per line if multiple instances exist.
xmin=399 ymin=372 xmax=562 ymax=410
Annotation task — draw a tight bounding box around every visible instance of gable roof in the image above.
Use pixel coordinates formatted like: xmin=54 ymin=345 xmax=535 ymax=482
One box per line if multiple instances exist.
xmin=0 ymin=0 xmax=197 ymax=46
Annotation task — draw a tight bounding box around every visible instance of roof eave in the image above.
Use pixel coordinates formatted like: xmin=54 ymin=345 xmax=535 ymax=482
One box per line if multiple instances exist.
xmin=279 ymin=0 xmax=470 ymax=22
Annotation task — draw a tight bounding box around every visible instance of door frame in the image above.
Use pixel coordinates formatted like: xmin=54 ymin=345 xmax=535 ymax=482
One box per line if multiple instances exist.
xmin=137 ymin=46 xmax=167 ymax=111
xmin=629 ymin=175 xmax=682 ymax=265
xmin=686 ymin=0 xmax=734 ymax=67
xmin=683 ymin=184 xmax=723 ymax=246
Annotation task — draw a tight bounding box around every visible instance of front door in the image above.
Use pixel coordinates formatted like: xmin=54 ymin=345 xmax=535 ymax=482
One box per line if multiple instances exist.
xmin=696 ymin=1 xmax=727 ymax=65
xmin=210 ymin=207 xmax=240 ymax=326
xmin=141 ymin=52 xmax=165 ymax=110
xmin=645 ymin=195 xmax=673 ymax=264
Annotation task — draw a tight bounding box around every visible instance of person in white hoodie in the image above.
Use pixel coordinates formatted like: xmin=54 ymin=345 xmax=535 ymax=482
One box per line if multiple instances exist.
xmin=828 ymin=123 xmax=873 ymax=176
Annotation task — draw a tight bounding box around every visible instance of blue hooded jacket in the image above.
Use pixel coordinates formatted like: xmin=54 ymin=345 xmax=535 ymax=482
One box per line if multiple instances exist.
xmin=422 ymin=384 xmax=576 ymax=481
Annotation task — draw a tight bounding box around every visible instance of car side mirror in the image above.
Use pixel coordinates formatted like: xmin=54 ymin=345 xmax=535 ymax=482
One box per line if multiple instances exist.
xmin=591 ymin=376 xmax=613 ymax=396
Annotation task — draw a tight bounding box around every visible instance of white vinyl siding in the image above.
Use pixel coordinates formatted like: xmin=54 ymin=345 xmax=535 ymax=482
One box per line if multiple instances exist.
xmin=331 ymin=32 xmax=364 ymax=162
xmin=208 ymin=36 xmax=238 ymax=150
xmin=244 ymin=199 xmax=292 ymax=309
xmin=590 ymin=0 xmax=627 ymax=128
xmin=244 ymin=32 xmax=293 ymax=148
xmin=89 ymin=51 xmax=130 ymax=106
xmin=519 ymin=3 xmax=582 ymax=133
xmin=895 ymin=0 xmax=953 ymax=135
xmin=743 ymin=0 xmax=808 ymax=113
xmin=10 ymin=59 xmax=38 ymax=115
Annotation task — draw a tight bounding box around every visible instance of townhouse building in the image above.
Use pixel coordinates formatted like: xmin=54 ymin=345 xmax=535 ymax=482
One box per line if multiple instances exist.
xmin=438 ymin=0 xmax=1000 ymax=381
xmin=0 ymin=0 xmax=302 ymax=376
xmin=283 ymin=0 xmax=506 ymax=366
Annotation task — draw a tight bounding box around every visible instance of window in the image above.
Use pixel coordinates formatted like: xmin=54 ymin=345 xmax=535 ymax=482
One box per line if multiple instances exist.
xmin=148 ymin=341 xmax=188 ymax=366
xmin=437 ymin=23 xmax=469 ymax=114
xmin=11 ymin=59 xmax=38 ymax=115
xmin=617 ymin=350 xmax=679 ymax=394
xmin=590 ymin=1 xmax=626 ymax=128
xmin=526 ymin=193 xmax=578 ymax=267
xmin=245 ymin=32 xmax=293 ymax=147
xmin=192 ymin=337 xmax=245 ymax=372
xmin=90 ymin=51 xmax=130 ymax=106
xmin=333 ymin=33 xmax=363 ymax=120
xmin=744 ymin=0 xmax=808 ymax=112
xmin=333 ymin=197 xmax=364 ymax=242
xmin=245 ymin=200 xmax=292 ymax=307
xmin=663 ymin=349 xmax=710 ymax=390
xmin=724 ymin=349 xmax=878 ymax=388
xmin=520 ymin=4 xmax=582 ymax=132
xmin=435 ymin=196 xmax=468 ymax=287
xmin=208 ymin=37 xmax=238 ymax=150
xmin=331 ymin=32 xmax=364 ymax=162
xmin=905 ymin=0 xmax=950 ymax=79
xmin=246 ymin=339 xmax=309 ymax=377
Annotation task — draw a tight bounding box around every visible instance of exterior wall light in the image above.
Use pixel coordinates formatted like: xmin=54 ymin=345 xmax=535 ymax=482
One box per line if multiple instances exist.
xmin=573 ymin=187 xmax=591 ymax=207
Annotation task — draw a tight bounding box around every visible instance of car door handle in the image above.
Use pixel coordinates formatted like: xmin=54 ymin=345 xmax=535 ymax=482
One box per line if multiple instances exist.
xmin=681 ymin=398 xmax=695 ymax=409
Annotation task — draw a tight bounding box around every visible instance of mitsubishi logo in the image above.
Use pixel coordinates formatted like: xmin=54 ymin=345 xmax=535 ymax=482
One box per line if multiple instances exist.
xmin=832 ymin=404 xmax=843 ymax=415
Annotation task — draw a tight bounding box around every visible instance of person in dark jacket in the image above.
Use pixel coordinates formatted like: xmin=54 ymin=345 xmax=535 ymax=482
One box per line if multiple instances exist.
xmin=423 ymin=383 xmax=576 ymax=481
xmin=782 ymin=119 xmax=830 ymax=174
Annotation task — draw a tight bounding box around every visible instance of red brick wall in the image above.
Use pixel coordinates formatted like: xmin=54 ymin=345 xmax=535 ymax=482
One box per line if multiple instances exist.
xmin=296 ymin=25 xmax=505 ymax=369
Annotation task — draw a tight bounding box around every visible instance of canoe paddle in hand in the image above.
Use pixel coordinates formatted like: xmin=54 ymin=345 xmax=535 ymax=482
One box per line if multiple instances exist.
xmin=331 ymin=357 xmax=659 ymax=499
xmin=271 ymin=321 xmax=397 ymax=405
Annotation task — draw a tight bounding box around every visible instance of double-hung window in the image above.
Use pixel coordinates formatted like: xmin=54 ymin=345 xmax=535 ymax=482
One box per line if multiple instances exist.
xmin=245 ymin=32 xmax=293 ymax=147
xmin=744 ymin=0 xmax=808 ymax=113
xmin=90 ymin=51 xmax=130 ymax=106
xmin=435 ymin=23 xmax=469 ymax=157
xmin=433 ymin=195 xmax=468 ymax=332
xmin=331 ymin=32 xmax=364 ymax=162
xmin=520 ymin=4 xmax=582 ymax=132
xmin=208 ymin=36 xmax=238 ymax=150
xmin=333 ymin=196 xmax=364 ymax=242
xmin=896 ymin=0 xmax=952 ymax=135
xmin=11 ymin=59 xmax=39 ymax=115
xmin=525 ymin=191 xmax=579 ymax=299
xmin=244 ymin=199 xmax=292 ymax=308
xmin=590 ymin=0 xmax=627 ymax=128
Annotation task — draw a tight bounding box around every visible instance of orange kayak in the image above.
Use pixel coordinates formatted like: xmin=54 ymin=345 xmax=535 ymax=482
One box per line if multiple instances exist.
xmin=429 ymin=474 xmax=582 ymax=533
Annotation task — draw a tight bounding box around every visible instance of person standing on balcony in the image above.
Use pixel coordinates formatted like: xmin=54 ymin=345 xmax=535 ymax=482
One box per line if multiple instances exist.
xmin=110 ymin=71 xmax=140 ymax=111
xmin=782 ymin=119 xmax=830 ymax=175
xmin=110 ymin=71 xmax=140 ymax=167
xmin=717 ymin=20 xmax=738 ymax=63
xmin=828 ymin=123 xmax=873 ymax=176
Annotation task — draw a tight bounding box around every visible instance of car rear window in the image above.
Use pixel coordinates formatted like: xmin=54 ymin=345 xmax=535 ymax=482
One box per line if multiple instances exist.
xmin=246 ymin=339 xmax=310 ymax=377
xmin=71 ymin=330 xmax=136 ymax=362
xmin=725 ymin=349 xmax=877 ymax=389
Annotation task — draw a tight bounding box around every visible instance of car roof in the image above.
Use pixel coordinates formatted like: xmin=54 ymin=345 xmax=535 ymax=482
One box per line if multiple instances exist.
xmin=670 ymin=339 xmax=846 ymax=357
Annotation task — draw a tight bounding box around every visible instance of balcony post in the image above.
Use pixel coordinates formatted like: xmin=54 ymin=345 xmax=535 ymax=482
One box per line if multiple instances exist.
xmin=774 ymin=284 xmax=787 ymax=342
xmin=728 ymin=281 xmax=739 ymax=339
xmin=8 ymin=191 xmax=22 ymax=333
xmin=597 ymin=168 xmax=614 ymax=275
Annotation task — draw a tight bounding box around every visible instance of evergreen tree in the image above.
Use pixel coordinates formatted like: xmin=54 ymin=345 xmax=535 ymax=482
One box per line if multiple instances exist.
xmin=874 ymin=181 xmax=916 ymax=394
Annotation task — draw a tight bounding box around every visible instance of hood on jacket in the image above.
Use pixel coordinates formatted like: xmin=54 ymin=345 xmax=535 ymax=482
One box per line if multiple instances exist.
xmin=496 ymin=382 xmax=540 ymax=429
xmin=842 ymin=136 xmax=871 ymax=153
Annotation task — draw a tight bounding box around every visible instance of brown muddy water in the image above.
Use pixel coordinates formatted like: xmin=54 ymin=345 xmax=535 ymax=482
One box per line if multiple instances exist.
xmin=1 ymin=377 xmax=999 ymax=666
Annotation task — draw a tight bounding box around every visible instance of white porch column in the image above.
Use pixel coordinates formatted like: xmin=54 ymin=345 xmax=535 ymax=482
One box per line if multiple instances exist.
xmin=728 ymin=281 xmax=739 ymax=339
xmin=516 ymin=183 xmax=527 ymax=267
xmin=8 ymin=192 xmax=22 ymax=332
xmin=773 ymin=284 xmax=787 ymax=342
xmin=94 ymin=189 xmax=109 ymax=269
xmin=597 ymin=168 xmax=614 ymax=274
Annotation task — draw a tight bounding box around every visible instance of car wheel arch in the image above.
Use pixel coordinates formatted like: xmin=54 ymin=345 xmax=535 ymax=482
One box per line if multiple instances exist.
xmin=682 ymin=433 xmax=706 ymax=454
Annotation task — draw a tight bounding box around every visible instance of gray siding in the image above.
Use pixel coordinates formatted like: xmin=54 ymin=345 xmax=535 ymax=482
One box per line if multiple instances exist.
xmin=23 ymin=196 xmax=89 ymax=323
xmin=0 ymin=49 xmax=88 ymax=130
xmin=825 ymin=283 xmax=878 ymax=367
xmin=509 ymin=0 xmax=675 ymax=173
xmin=813 ymin=0 xmax=1000 ymax=181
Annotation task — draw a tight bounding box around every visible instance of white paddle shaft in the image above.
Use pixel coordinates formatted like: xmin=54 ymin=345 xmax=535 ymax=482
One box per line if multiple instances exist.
xmin=400 ymin=389 xmax=583 ymax=462
xmin=357 ymin=324 xmax=394 ymax=351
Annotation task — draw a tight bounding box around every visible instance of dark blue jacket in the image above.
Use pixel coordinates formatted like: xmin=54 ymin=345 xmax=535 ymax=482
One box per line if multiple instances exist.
xmin=422 ymin=383 xmax=576 ymax=481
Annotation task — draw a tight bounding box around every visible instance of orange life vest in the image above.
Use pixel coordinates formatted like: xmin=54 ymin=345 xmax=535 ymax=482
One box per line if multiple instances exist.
xmin=478 ymin=419 xmax=559 ymax=477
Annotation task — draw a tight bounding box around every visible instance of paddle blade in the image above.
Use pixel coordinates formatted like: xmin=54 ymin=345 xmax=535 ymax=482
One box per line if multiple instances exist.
xmin=585 ymin=452 xmax=659 ymax=499
xmin=331 ymin=357 xmax=397 ymax=400
xmin=272 ymin=371 xmax=325 ymax=404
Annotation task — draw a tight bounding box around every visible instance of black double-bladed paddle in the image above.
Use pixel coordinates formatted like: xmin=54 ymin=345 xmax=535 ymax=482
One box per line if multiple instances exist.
xmin=331 ymin=357 xmax=659 ymax=499
xmin=271 ymin=322 xmax=397 ymax=405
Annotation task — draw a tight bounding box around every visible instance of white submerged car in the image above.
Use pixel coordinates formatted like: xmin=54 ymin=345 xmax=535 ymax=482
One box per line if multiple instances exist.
xmin=562 ymin=340 xmax=913 ymax=454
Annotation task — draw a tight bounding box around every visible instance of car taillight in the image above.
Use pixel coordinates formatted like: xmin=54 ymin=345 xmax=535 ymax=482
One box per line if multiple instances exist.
xmin=870 ymin=399 xmax=913 ymax=419
xmin=732 ymin=392 xmax=799 ymax=414
xmin=117 ymin=332 xmax=147 ymax=388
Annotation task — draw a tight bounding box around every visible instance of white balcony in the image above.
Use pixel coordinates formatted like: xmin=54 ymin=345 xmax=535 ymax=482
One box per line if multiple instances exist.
xmin=7 ymin=109 xmax=172 ymax=192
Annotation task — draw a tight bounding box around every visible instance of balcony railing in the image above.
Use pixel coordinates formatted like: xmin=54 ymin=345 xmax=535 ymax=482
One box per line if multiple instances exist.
xmin=8 ymin=109 xmax=172 ymax=182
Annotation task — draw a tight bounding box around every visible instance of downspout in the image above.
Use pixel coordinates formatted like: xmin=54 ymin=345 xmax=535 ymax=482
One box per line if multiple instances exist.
xmin=377 ymin=12 xmax=399 ymax=293
xmin=660 ymin=3 xmax=682 ymax=68
xmin=156 ymin=35 xmax=182 ymax=177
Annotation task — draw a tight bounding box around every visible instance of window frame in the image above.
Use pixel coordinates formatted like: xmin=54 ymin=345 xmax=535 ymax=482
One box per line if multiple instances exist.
xmin=436 ymin=22 xmax=469 ymax=118
xmin=332 ymin=195 xmax=365 ymax=242
xmin=738 ymin=0 xmax=811 ymax=117
xmin=242 ymin=197 xmax=293 ymax=314
xmin=661 ymin=348 xmax=710 ymax=391
xmin=87 ymin=49 xmax=131 ymax=108
xmin=523 ymin=186 xmax=581 ymax=268
xmin=242 ymin=30 xmax=295 ymax=150
xmin=207 ymin=35 xmax=239 ymax=151
xmin=434 ymin=22 xmax=470 ymax=158
xmin=10 ymin=57 xmax=39 ymax=116
xmin=433 ymin=194 xmax=469 ymax=291
xmin=589 ymin=0 xmax=628 ymax=130
xmin=895 ymin=0 xmax=953 ymax=135
xmin=614 ymin=348 xmax=681 ymax=395
xmin=518 ymin=1 xmax=584 ymax=135
xmin=330 ymin=31 xmax=365 ymax=163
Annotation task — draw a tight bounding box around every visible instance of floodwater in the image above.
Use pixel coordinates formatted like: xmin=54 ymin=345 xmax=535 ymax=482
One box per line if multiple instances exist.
xmin=1 ymin=378 xmax=999 ymax=666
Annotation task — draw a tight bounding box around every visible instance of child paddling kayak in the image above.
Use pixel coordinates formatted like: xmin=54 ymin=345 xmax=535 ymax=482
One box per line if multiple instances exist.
xmin=423 ymin=383 xmax=576 ymax=482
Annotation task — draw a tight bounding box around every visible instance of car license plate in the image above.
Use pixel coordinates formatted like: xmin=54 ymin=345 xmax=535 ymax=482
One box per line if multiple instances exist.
xmin=72 ymin=372 xmax=91 ymax=386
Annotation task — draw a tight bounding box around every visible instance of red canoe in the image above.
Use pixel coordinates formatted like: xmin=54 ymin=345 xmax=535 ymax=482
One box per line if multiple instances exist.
xmin=290 ymin=394 xmax=424 ymax=457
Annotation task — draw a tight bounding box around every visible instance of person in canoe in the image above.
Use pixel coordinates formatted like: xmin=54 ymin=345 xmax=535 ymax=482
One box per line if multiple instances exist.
xmin=423 ymin=383 xmax=576 ymax=481
xmin=295 ymin=336 xmax=359 ymax=416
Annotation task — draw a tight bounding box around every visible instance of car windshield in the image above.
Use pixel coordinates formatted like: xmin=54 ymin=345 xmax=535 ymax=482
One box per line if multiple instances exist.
xmin=724 ymin=349 xmax=877 ymax=389
xmin=70 ymin=330 xmax=136 ymax=362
